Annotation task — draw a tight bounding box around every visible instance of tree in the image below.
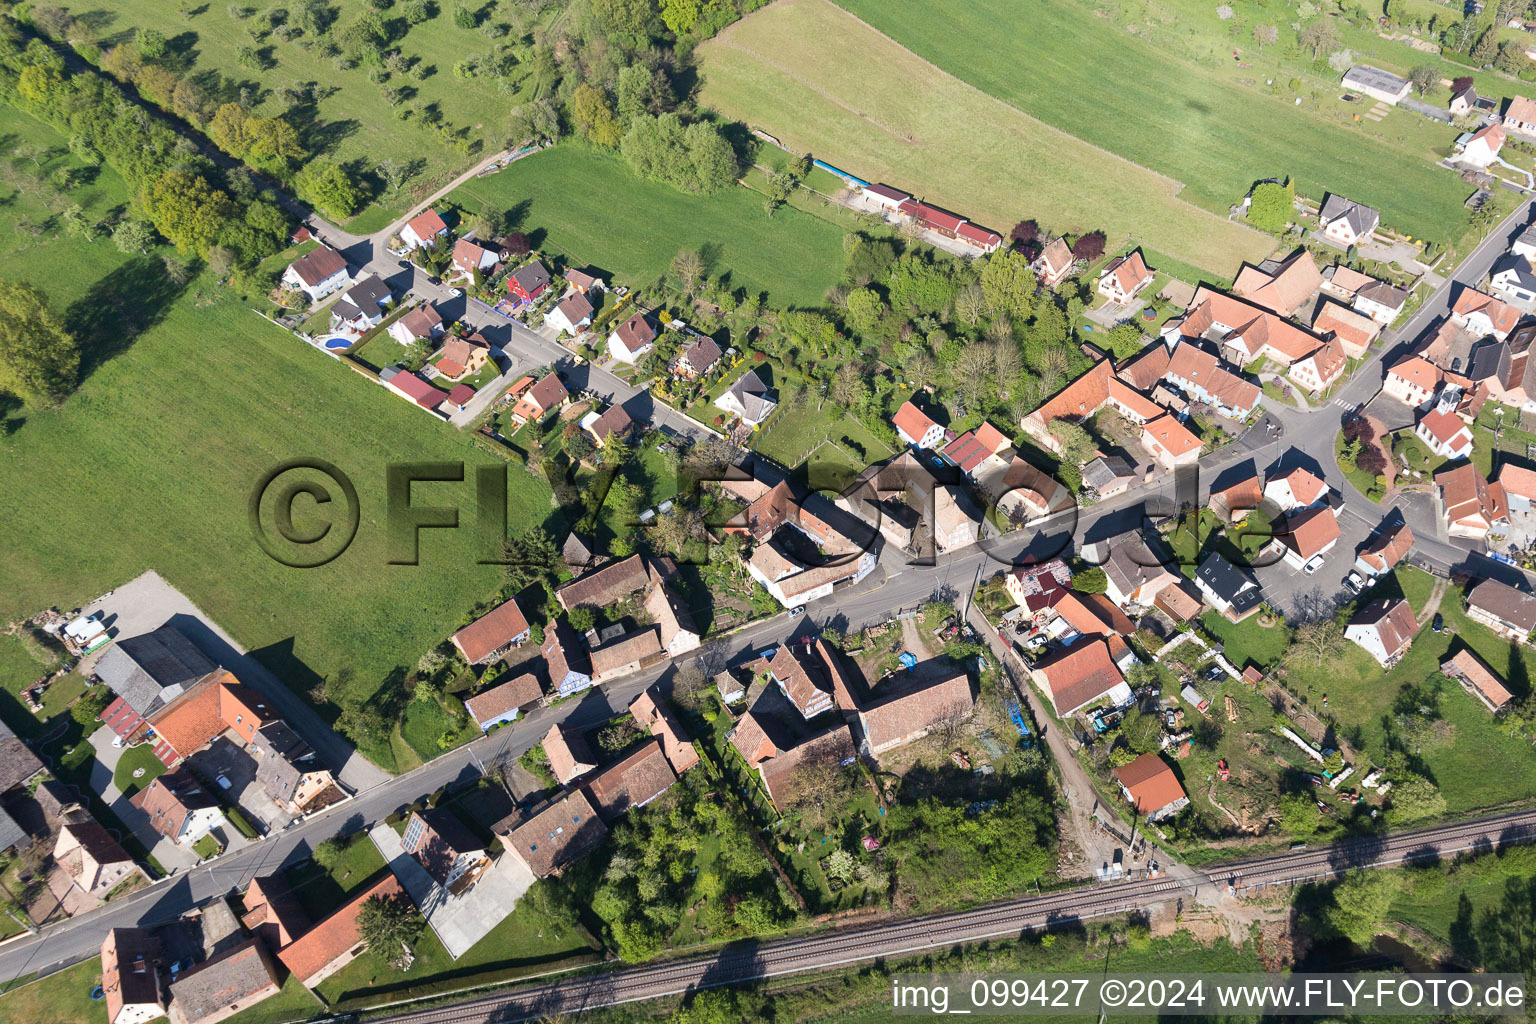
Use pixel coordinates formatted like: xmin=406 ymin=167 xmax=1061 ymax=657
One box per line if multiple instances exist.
xmin=1247 ymin=179 xmax=1294 ymax=234
xmin=824 ymin=848 xmax=855 ymax=884
xmin=1279 ymin=792 xmax=1320 ymax=839
xmin=781 ymin=752 xmax=861 ymax=832
xmin=1327 ymin=870 xmax=1401 ymax=945
xmin=1451 ymin=75 xmax=1474 ymax=93
xmin=1409 ymin=64 xmax=1438 ymax=96
xmin=1069 ymin=567 xmax=1108 ymax=594
xmin=503 ymin=526 xmax=560 ymax=592
xmin=1048 ymin=417 xmax=1094 ymax=467
xmin=570 ymin=83 xmax=622 ymax=147
xmin=295 ymin=159 xmax=364 ymax=219
xmin=1287 ymin=619 xmax=1345 ymax=668
xmin=136 ymin=27 xmax=169 ymax=61
xmin=1254 ymin=23 xmax=1278 ymax=52
xmin=1471 ymin=27 xmax=1500 ymax=65
xmin=1387 ymin=771 xmax=1446 ymax=823
xmin=1120 ymin=707 xmax=1163 ymax=754
xmin=1009 ymin=219 xmax=1039 ymax=246
xmin=452 ymin=4 xmax=475 ymax=27
xmin=1071 ymin=231 xmax=1105 ymax=262
xmin=670 ymin=249 xmax=704 ymax=297
xmin=1103 ymin=322 xmax=1145 ymax=360
xmin=1300 ymin=19 xmax=1338 ymax=61
xmin=357 ymin=892 xmax=424 ymax=969
xmin=313 ymin=836 xmax=347 ymax=869
xmin=0 ymin=280 xmax=80 ymax=405
xmin=71 ymin=685 xmax=112 ymax=727
xmin=145 ymin=168 xmax=235 ymax=256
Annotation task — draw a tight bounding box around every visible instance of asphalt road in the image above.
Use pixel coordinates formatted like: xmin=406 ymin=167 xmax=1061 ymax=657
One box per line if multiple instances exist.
xmin=370 ymin=807 xmax=1536 ymax=1024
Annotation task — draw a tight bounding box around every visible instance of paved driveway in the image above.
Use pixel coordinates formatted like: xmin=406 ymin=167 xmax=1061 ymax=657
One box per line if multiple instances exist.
xmin=77 ymin=571 xmax=388 ymax=793
xmin=369 ymin=824 xmax=530 ymax=959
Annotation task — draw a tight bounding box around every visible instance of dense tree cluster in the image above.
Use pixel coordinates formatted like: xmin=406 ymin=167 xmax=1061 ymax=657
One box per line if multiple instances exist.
xmin=568 ymin=770 xmax=792 ymax=960
xmin=0 ymin=22 xmax=291 ymax=266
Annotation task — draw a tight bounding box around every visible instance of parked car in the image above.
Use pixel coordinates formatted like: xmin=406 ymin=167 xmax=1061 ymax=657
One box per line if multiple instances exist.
xmin=448 ymin=287 xmax=463 ymax=298
xmin=1302 ymin=554 xmax=1326 ymax=575
xmin=1432 ymin=613 xmax=1444 ymax=633
xmin=1344 ymin=571 xmax=1365 ymax=594
xmin=787 ymin=606 xmax=806 ymax=619
xmin=215 ymin=773 xmax=232 ymax=791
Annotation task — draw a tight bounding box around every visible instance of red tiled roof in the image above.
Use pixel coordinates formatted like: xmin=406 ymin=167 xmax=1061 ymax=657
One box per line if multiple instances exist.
xmin=1034 ymin=640 xmax=1125 ymax=714
xmin=277 ymin=875 xmax=403 ymax=985
xmin=893 ymin=400 xmax=939 ymax=443
xmin=956 ymin=222 xmax=1001 ymax=247
xmin=404 ymin=208 xmax=447 ymax=241
xmin=1143 ymin=414 xmax=1201 ymax=457
xmin=465 ymin=673 xmax=542 ymax=725
xmin=1419 ymin=406 xmax=1471 ymax=447
xmin=1497 ymin=464 xmax=1536 ymax=500
xmin=896 ymin=199 xmax=965 ymax=233
xmin=1274 ymin=467 xmax=1327 ymax=506
xmin=1453 ymin=287 xmax=1521 ymax=337
xmin=451 ymin=597 xmax=530 ymax=664
xmin=387 ymin=371 xmax=445 ymax=411
xmin=1280 ymin=506 xmax=1340 ymax=559
xmin=446 ymin=383 xmax=475 ymax=407
xmin=1114 ymin=753 xmax=1187 ymax=815
xmin=581 ymin=739 xmax=676 ymax=821
xmin=1358 ymin=521 xmax=1412 ymax=572
xmin=1442 ymin=648 xmax=1514 ymax=709
xmin=1103 ymin=251 xmax=1152 ymax=295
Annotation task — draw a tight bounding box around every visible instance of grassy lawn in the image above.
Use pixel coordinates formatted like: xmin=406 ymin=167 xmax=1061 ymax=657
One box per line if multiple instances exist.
xmin=831 ymin=0 xmax=1479 ymax=251
xmin=1208 ymin=567 xmax=1536 ymax=818
xmin=0 ymin=959 xmax=102 ymax=1019
xmin=282 ymin=831 xmax=387 ymax=919
xmin=1335 ymin=429 xmax=1385 ymax=501
xmin=699 ymin=0 xmax=1275 ymax=278
xmin=316 ymin=890 xmax=602 ymax=1010
xmin=753 ymin=385 xmax=894 ymax=484
xmin=192 ymin=833 xmax=222 ymax=860
xmin=0 ymin=100 xmax=559 ymax=775
xmin=90 ymin=0 xmax=557 ymax=226
xmin=447 ymin=144 xmax=848 ymax=307
xmin=399 ymin=694 xmax=476 ymax=762
xmin=113 ymin=744 xmax=168 ymax=797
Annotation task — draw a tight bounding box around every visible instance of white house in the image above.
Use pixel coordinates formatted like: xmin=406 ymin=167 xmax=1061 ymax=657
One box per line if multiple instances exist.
xmin=388 ymin=304 xmax=444 ymax=345
xmin=862 ymin=182 xmax=911 ymax=213
xmin=545 ymin=291 xmax=594 ymax=336
xmin=715 ymin=369 xmax=777 ymax=426
xmin=1458 ymin=123 xmax=1506 ymax=169
xmin=399 ymin=208 xmax=449 ymax=250
xmin=609 ymin=312 xmax=656 ymax=364
xmin=1415 ymin=404 xmax=1475 ymax=460
xmin=893 ymin=400 xmax=946 ymax=449
xmin=1514 ymin=224 xmax=1536 ymax=261
xmin=330 ymin=276 xmax=391 ymax=332
xmin=1491 ymin=253 xmax=1536 ymax=308
xmin=1270 ymin=505 xmax=1340 ymax=571
xmin=1345 ymin=598 xmax=1418 ymax=667
xmin=1096 ymin=251 xmax=1153 ymax=304
xmin=1318 ymin=194 xmax=1381 ymax=248
xmin=281 ymin=246 xmax=348 ymax=302
xmin=450 ymin=237 xmax=499 ymax=283
xmin=1263 ymin=466 xmax=1328 ymax=511
xmin=1354 ymin=280 xmax=1410 ymax=324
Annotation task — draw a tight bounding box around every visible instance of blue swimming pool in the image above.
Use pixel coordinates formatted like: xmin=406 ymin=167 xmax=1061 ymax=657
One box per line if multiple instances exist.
xmin=322 ymin=336 xmax=351 ymax=350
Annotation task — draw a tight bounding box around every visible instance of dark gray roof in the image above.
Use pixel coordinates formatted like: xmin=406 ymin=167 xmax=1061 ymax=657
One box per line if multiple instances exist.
xmin=168 ymin=939 xmax=277 ymax=1024
xmin=94 ymin=627 xmax=218 ymax=717
xmin=1357 ymin=280 xmax=1408 ymax=311
xmin=725 ymin=370 xmax=776 ymax=421
xmin=1082 ymin=455 xmax=1134 ymax=491
xmin=0 ymin=805 xmax=24 ymax=853
xmin=1469 ymin=579 xmax=1536 ymax=633
xmin=0 ymin=717 xmax=44 ymax=794
xmin=252 ymin=722 xmax=316 ymax=806
xmin=1342 ymin=65 xmax=1409 ymax=95
xmin=334 ymin=276 xmax=391 ymax=321
xmin=1495 ymin=253 xmax=1536 ymax=292
xmin=512 ymin=262 xmax=551 ymax=294
xmin=1468 ymin=339 xmax=1511 ymax=385
xmin=1196 ymin=553 xmax=1261 ymax=612
xmin=1319 ymin=194 xmax=1381 ymax=238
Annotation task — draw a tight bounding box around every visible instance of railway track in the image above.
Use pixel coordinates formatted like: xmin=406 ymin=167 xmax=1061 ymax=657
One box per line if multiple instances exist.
xmin=373 ymin=807 xmax=1536 ymax=1024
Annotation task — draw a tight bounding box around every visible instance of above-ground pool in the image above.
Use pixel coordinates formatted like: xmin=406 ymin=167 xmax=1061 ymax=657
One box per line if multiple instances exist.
xmin=321 ymin=336 xmax=352 ymax=350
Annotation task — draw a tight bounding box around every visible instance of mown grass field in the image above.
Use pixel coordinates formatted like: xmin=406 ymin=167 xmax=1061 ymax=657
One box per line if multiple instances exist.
xmin=697 ymin=0 xmax=1276 ymax=278
xmin=831 ymin=0 xmax=1478 ymax=249
xmin=84 ymin=0 xmax=551 ymax=226
xmin=447 ymin=144 xmax=848 ymax=306
xmin=0 ymin=107 xmax=552 ymax=773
